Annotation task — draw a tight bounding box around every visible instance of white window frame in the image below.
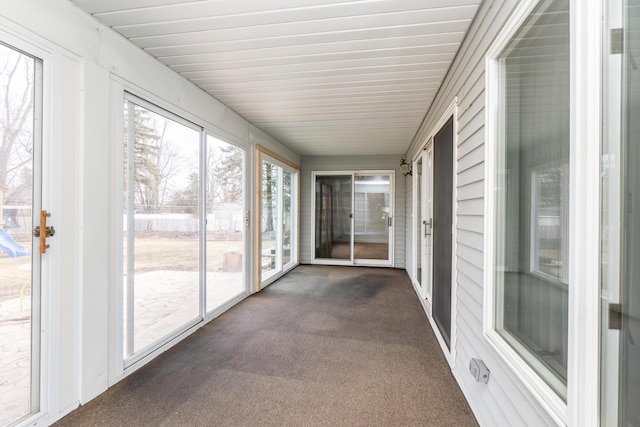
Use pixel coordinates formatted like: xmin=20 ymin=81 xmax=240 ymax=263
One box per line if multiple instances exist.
xmin=483 ymin=0 xmax=573 ymax=423
xmin=0 ymin=19 xmax=83 ymax=427
xmin=309 ymin=170 xmax=395 ymax=268
xmin=121 ymin=92 xmax=205 ymax=368
xmin=110 ymin=82 xmax=253 ymax=382
xmin=484 ymin=1 xmax=602 ymax=425
xmin=257 ymin=150 xmax=299 ymax=289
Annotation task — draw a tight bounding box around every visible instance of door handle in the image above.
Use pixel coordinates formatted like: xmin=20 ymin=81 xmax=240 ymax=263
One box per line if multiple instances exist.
xmin=388 ymin=216 xmax=392 ymax=227
xmin=32 ymin=210 xmax=55 ymax=254
xmin=424 ymin=218 xmax=432 ymax=236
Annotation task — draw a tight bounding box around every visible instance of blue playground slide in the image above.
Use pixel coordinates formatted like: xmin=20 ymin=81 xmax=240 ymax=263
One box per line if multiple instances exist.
xmin=0 ymin=229 xmax=29 ymax=257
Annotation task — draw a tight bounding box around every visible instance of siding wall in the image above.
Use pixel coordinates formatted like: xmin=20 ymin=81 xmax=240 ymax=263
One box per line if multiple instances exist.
xmin=300 ymin=155 xmax=405 ymax=268
xmin=404 ymin=1 xmax=559 ymax=425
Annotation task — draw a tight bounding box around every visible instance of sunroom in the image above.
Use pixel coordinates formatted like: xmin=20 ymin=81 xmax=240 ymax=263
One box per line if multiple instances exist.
xmin=0 ymin=0 xmax=636 ymax=426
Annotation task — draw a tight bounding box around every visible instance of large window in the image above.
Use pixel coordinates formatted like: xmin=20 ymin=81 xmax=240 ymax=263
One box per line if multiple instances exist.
xmin=489 ymin=0 xmax=570 ymax=401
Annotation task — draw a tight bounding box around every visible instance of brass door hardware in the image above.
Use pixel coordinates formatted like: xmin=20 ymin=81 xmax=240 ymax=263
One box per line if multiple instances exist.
xmin=32 ymin=210 xmax=55 ymax=254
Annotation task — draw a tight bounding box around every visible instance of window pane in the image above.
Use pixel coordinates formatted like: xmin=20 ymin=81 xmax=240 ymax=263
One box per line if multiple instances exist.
xmin=495 ymin=0 xmax=570 ymax=399
xmin=415 ymin=158 xmax=423 ymax=286
xmin=124 ymin=101 xmax=200 ymax=359
xmin=0 ymin=43 xmax=37 ymax=425
xmin=314 ymin=175 xmax=352 ymax=260
xmin=283 ymin=171 xmax=292 ymax=266
xmin=206 ymin=136 xmax=245 ymax=313
xmin=261 ymin=160 xmax=279 ymax=277
xmin=354 ymin=175 xmax=390 ymax=260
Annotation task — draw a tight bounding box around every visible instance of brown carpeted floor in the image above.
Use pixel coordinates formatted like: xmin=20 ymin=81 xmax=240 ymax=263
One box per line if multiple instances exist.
xmin=330 ymin=242 xmax=389 ymax=260
xmin=54 ymin=265 xmax=477 ymax=427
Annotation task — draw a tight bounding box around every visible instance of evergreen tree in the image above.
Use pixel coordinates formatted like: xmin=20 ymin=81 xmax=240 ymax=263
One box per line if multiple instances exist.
xmin=207 ymin=142 xmax=243 ymax=209
xmin=124 ymin=104 xmax=185 ymax=214
xmin=170 ymin=171 xmax=199 ymax=214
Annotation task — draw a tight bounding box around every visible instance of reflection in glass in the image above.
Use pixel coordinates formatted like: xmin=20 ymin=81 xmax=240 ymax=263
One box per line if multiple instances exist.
xmin=494 ymin=0 xmax=569 ymax=399
xmin=314 ymin=175 xmax=352 ymax=260
xmin=602 ymin=0 xmax=640 ymax=422
xmin=354 ymin=175 xmax=390 ymax=261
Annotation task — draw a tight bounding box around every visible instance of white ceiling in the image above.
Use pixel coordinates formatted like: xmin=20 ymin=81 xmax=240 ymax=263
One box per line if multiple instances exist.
xmin=70 ymin=0 xmax=481 ymax=156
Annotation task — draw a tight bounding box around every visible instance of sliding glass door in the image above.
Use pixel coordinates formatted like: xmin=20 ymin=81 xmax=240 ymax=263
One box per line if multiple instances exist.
xmin=315 ymin=174 xmax=352 ymax=262
xmin=313 ymin=171 xmax=394 ymax=266
xmin=260 ymin=154 xmax=298 ymax=287
xmin=123 ymin=97 xmax=201 ymax=360
xmin=205 ymin=136 xmax=246 ymax=313
xmin=122 ymin=94 xmax=248 ymax=365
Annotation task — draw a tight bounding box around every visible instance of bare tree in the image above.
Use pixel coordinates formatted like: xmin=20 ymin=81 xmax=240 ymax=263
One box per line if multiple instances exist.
xmin=0 ymin=47 xmax=34 ymax=206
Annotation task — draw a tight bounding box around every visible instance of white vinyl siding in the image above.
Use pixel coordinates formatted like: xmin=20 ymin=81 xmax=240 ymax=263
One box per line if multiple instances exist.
xmin=404 ymin=0 xmax=559 ymax=425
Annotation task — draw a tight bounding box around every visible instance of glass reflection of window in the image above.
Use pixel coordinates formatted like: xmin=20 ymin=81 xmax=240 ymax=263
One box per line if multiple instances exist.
xmin=530 ymin=165 xmax=569 ymax=283
xmin=492 ymin=0 xmax=570 ymax=400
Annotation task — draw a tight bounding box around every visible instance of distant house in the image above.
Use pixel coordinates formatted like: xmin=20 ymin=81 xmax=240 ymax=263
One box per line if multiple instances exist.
xmin=210 ymin=203 xmax=243 ymax=232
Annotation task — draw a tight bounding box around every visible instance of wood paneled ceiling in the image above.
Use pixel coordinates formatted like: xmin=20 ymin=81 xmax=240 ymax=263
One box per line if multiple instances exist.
xmin=70 ymin=0 xmax=481 ymax=156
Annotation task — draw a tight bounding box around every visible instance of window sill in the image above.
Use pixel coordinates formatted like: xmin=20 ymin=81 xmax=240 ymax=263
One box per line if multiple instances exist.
xmin=484 ymin=329 xmax=568 ymax=426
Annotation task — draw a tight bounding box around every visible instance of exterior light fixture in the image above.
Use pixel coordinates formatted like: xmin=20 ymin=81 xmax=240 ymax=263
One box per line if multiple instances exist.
xmin=399 ymin=158 xmax=412 ymax=176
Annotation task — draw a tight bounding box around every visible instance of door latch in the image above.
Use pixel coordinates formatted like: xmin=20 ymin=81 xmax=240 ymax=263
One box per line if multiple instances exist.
xmin=424 ymin=218 xmax=432 ymax=236
xmin=609 ymin=303 xmax=622 ymax=330
xmin=611 ymin=28 xmax=624 ymax=54
xmin=32 ymin=226 xmax=55 ymax=238
xmin=32 ymin=210 xmax=55 ymax=254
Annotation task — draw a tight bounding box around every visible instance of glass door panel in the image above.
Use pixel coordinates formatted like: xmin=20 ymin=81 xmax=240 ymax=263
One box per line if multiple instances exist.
xmin=123 ymin=98 xmax=201 ymax=361
xmin=424 ymin=146 xmax=434 ymax=302
xmin=283 ymin=171 xmax=292 ymax=266
xmin=205 ymin=135 xmax=245 ymax=313
xmin=414 ymin=147 xmax=433 ymax=302
xmin=314 ymin=175 xmax=353 ymax=261
xmin=415 ymin=157 xmax=423 ymax=288
xmin=620 ymin=2 xmax=640 ymax=422
xmin=0 ymin=43 xmax=40 ymax=426
xmin=602 ymin=0 xmax=640 ymax=423
xmin=260 ymin=156 xmax=297 ymax=285
xmin=261 ymin=159 xmax=279 ymax=280
xmin=353 ymin=174 xmax=391 ymax=263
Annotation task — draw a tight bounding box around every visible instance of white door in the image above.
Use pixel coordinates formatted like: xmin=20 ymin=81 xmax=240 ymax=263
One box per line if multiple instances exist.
xmin=0 ymin=42 xmax=44 ymax=425
xmin=414 ymin=144 xmax=433 ymax=304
